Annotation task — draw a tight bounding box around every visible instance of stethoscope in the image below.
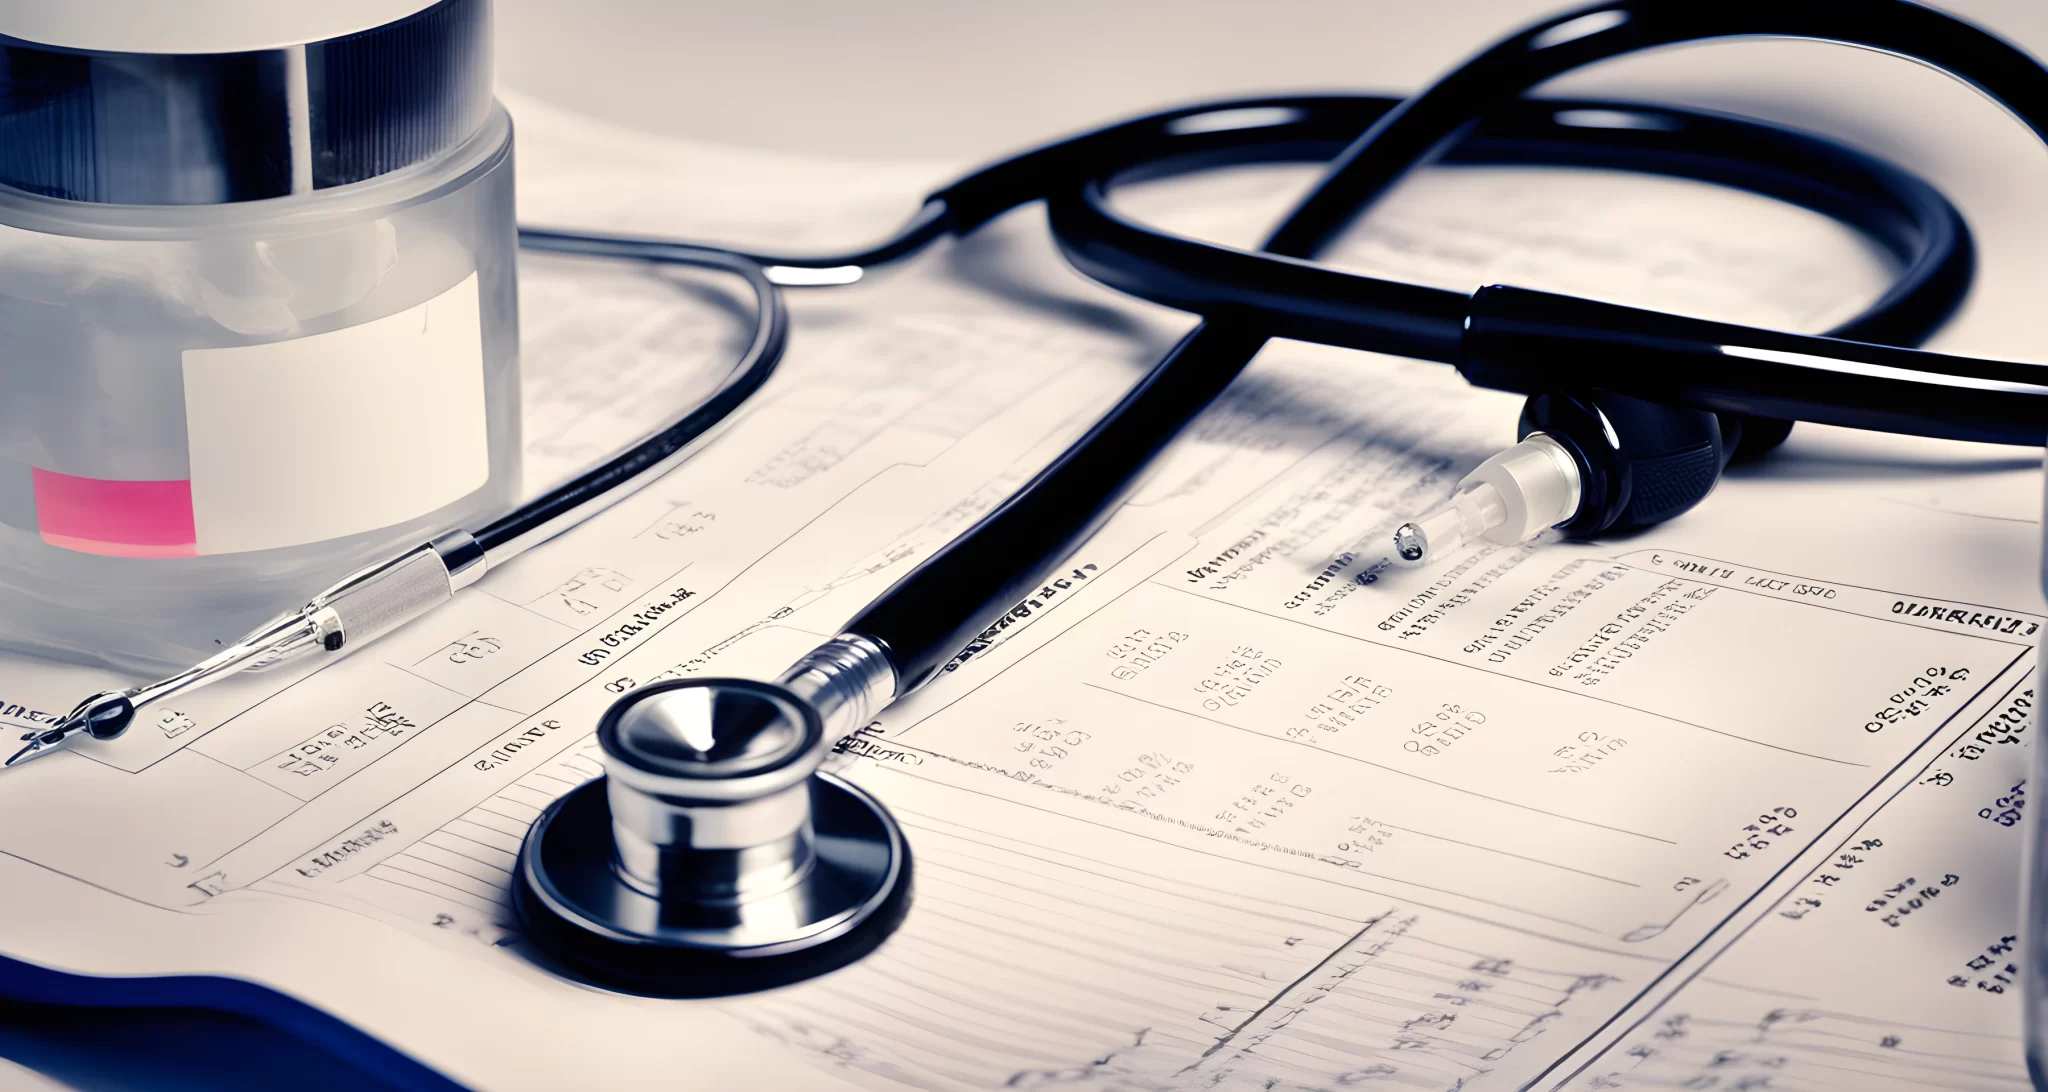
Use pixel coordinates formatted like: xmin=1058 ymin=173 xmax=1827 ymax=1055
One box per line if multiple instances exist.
xmin=14 ymin=0 xmax=2048 ymax=994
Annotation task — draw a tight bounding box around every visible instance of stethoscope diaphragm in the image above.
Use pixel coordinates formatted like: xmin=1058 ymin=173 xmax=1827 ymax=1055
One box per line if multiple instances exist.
xmin=511 ymin=679 xmax=911 ymax=995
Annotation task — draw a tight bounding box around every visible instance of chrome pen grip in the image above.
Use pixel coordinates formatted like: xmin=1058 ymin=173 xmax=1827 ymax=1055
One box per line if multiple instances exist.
xmin=302 ymin=541 xmax=461 ymax=655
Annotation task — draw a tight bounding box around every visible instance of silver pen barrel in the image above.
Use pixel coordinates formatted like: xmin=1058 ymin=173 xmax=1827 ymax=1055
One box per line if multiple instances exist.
xmin=8 ymin=534 xmax=483 ymax=768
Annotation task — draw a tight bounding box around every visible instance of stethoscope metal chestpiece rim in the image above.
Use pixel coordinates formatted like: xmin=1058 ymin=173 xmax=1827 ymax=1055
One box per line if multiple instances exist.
xmin=596 ymin=677 xmax=824 ymax=803
xmin=513 ymin=678 xmax=912 ymax=997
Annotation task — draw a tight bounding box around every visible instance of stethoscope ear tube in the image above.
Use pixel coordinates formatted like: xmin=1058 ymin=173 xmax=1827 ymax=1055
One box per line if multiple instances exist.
xmin=844 ymin=322 xmax=1271 ymax=692
xmin=1046 ymin=93 xmax=1978 ymax=376
xmin=1461 ymin=285 xmax=2048 ymax=447
xmin=931 ymin=96 xmax=1402 ymax=235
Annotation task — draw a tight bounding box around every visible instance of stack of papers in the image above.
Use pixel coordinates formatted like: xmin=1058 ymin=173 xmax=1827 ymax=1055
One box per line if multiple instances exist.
xmin=0 ymin=90 xmax=2038 ymax=1090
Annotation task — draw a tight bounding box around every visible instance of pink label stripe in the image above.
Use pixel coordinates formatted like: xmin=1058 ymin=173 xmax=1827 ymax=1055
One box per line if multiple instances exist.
xmin=32 ymin=469 xmax=197 ymax=558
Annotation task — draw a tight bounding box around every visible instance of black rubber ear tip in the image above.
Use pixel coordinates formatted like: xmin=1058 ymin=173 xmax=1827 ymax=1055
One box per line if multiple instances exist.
xmin=1521 ymin=390 xmax=1727 ymax=536
xmin=512 ymin=774 xmax=913 ymax=998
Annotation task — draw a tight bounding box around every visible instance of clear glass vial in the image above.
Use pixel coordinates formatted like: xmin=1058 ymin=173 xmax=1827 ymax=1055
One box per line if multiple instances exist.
xmin=0 ymin=0 xmax=519 ymax=672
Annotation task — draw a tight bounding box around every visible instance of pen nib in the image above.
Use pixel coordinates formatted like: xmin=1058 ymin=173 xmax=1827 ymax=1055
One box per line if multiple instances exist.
xmin=6 ymin=728 xmax=61 ymax=768
xmin=3 ymin=690 xmax=137 ymax=769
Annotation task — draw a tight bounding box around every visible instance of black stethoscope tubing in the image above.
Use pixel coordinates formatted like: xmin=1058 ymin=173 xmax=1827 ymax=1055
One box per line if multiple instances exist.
xmin=512 ymin=0 xmax=2032 ymax=704
xmin=1256 ymin=0 xmax=2048 ymax=446
xmin=1047 ymin=96 xmax=1973 ymax=362
xmin=468 ymin=246 xmax=788 ymax=561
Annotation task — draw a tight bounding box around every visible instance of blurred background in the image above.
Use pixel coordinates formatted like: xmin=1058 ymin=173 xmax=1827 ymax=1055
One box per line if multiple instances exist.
xmin=497 ymin=0 xmax=2048 ymax=161
xmin=495 ymin=0 xmax=2048 ymax=358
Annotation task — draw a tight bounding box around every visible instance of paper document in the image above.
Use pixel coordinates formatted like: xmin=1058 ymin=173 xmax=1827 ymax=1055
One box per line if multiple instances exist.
xmin=0 ymin=93 xmax=2040 ymax=1091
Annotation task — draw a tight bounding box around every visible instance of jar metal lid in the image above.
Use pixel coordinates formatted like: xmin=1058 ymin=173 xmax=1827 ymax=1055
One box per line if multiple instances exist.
xmin=0 ymin=0 xmax=446 ymax=54
xmin=0 ymin=0 xmax=492 ymax=205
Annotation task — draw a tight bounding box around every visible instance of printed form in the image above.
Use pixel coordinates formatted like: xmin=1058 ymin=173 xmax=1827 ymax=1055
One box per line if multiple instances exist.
xmin=0 ymin=95 xmax=2040 ymax=1091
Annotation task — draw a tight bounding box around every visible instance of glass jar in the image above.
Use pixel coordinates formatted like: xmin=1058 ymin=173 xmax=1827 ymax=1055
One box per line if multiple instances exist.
xmin=0 ymin=0 xmax=519 ymax=672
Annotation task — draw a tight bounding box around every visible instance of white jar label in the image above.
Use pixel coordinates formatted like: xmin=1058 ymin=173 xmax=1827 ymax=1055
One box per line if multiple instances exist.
xmin=169 ymin=272 xmax=491 ymax=556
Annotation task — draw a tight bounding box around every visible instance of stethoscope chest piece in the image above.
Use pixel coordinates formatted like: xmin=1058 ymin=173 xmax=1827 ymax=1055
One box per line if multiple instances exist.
xmin=512 ymin=678 xmax=911 ymax=996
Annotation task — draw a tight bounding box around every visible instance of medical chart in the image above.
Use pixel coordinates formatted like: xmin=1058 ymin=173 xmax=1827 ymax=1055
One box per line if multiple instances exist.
xmin=0 ymin=92 xmax=2040 ymax=1091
